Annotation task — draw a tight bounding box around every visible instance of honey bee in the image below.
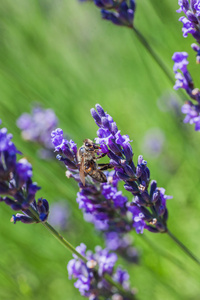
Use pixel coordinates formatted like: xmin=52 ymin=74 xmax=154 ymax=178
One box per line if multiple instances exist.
xmin=77 ymin=139 xmax=111 ymax=186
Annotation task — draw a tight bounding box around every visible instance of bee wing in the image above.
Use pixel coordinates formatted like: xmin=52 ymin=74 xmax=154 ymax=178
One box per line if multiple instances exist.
xmin=79 ymin=156 xmax=86 ymax=186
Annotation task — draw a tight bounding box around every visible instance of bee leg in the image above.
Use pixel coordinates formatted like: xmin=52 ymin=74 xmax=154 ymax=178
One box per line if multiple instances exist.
xmin=95 ymin=153 xmax=107 ymax=160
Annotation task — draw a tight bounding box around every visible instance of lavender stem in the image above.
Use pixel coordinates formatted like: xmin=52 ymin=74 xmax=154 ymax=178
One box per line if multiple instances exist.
xmin=132 ymin=27 xmax=175 ymax=85
xmin=167 ymin=229 xmax=200 ymax=266
xmin=28 ymin=206 xmax=87 ymax=261
xmin=104 ymin=273 xmax=137 ymax=300
xmin=42 ymin=221 xmax=88 ymax=262
xmin=141 ymin=234 xmax=187 ymax=272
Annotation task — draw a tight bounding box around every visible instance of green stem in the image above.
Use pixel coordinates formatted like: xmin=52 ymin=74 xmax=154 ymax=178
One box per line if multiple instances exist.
xmin=104 ymin=273 xmax=136 ymax=299
xmin=132 ymin=27 xmax=188 ymax=100
xmin=141 ymin=234 xmax=187 ymax=272
xmin=42 ymin=221 xmax=87 ymax=262
xmin=133 ymin=27 xmax=175 ymax=85
xmin=167 ymin=229 xmax=200 ymax=266
xmin=28 ymin=206 xmax=87 ymax=261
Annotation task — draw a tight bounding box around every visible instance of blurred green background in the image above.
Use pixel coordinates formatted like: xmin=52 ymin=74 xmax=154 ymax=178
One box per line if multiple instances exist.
xmin=1 ymin=0 xmax=200 ymax=299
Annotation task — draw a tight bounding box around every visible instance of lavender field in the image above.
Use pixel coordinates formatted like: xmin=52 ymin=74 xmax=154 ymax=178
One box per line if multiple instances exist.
xmin=0 ymin=1 xmax=200 ymax=300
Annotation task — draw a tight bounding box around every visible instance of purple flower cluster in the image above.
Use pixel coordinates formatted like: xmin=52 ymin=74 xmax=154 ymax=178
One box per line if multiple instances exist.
xmin=52 ymin=104 xmax=173 ymax=247
xmin=172 ymin=52 xmax=200 ymax=130
xmin=175 ymin=1 xmax=200 ymax=77
xmin=170 ymin=3 xmax=200 ymax=131
xmin=67 ymin=243 xmax=135 ymax=299
xmin=51 ymin=130 xmax=138 ymax=262
xmin=0 ymin=120 xmax=49 ymax=224
xmin=181 ymin=100 xmax=200 ymax=130
xmin=177 ymin=0 xmax=200 ymax=43
xmin=91 ymin=104 xmax=172 ymax=234
xmin=172 ymin=52 xmax=194 ymax=96
xmin=51 ymin=128 xmax=78 ymax=170
xmin=17 ymin=105 xmax=58 ymax=159
xmin=80 ymin=0 xmax=136 ymax=28
xmin=78 ymin=171 xmax=130 ymax=232
xmin=78 ymin=172 xmax=139 ymax=262
xmin=191 ymin=42 xmax=200 ymax=63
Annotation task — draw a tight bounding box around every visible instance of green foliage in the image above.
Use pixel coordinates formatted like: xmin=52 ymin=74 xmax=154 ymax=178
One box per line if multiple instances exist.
xmin=0 ymin=0 xmax=200 ymax=299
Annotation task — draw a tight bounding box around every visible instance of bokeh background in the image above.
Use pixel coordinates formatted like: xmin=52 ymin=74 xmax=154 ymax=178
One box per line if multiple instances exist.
xmin=1 ymin=1 xmax=200 ymax=299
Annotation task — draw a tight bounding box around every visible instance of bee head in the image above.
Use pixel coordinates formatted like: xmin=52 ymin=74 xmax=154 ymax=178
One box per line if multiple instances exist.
xmin=84 ymin=139 xmax=99 ymax=151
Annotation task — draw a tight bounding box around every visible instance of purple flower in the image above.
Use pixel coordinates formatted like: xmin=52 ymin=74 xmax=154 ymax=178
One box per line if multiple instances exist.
xmin=179 ymin=16 xmax=196 ymax=37
xmin=191 ymin=43 xmax=200 ymax=63
xmin=94 ymin=0 xmax=115 ymax=9
xmin=67 ymin=245 xmax=93 ymax=297
xmin=12 ymin=197 xmax=49 ymax=223
xmin=194 ymin=0 xmax=200 ymax=16
xmin=172 ymin=50 xmax=200 ymax=130
xmin=92 ymin=105 xmax=133 ymax=166
xmin=173 ymin=72 xmax=190 ymax=90
xmin=177 ymin=1 xmax=200 ymax=43
xmin=17 ymin=105 xmax=58 ymax=159
xmin=0 ymin=129 xmax=17 ymax=153
xmin=51 ymin=128 xmax=65 ymax=151
xmin=172 ymin=52 xmax=195 ymax=98
xmin=80 ymin=0 xmax=136 ymax=28
xmin=176 ymin=0 xmax=189 ymax=13
xmin=67 ymin=243 xmax=134 ymax=299
xmin=94 ymin=247 xmax=117 ymax=276
xmin=128 ymin=205 xmax=146 ymax=234
xmin=173 ymin=3 xmax=200 ymax=130
xmin=113 ymin=267 xmax=130 ymax=290
xmin=0 ymin=124 xmax=20 ymax=181
xmin=11 ymin=213 xmax=35 ymax=224
xmin=52 ymin=133 xmax=137 ymax=260
xmin=36 ymin=198 xmax=49 ymax=222
xmin=76 ymin=172 xmax=131 ymax=234
xmin=101 ymin=182 xmax=127 ymax=208
xmin=172 ymin=52 xmax=189 ymax=73
xmin=91 ymin=104 xmax=172 ymax=234
xmin=16 ymin=158 xmax=32 ymax=186
xmin=51 ymin=129 xmax=77 ymax=170
xmin=0 ymin=121 xmax=49 ymax=224
xmin=181 ymin=101 xmax=200 ymax=130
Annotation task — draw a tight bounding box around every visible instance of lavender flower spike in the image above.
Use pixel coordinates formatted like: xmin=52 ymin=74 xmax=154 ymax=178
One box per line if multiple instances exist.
xmin=0 ymin=120 xmax=49 ymax=224
xmin=52 ymin=130 xmax=139 ymax=263
xmin=181 ymin=101 xmax=200 ymax=130
xmin=51 ymin=128 xmax=78 ymax=171
xmin=67 ymin=243 xmax=136 ymax=299
xmin=172 ymin=52 xmax=195 ymax=98
xmin=17 ymin=105 xmax=58 ymax=159
xmin=172 ymin=52 xmax=200 ymax=131
xmin=80 ymin=0 xmax=136 ymax=28
xmin=191 ymin=43 xmax=200 ymax=63
xmin=177 ymin=1 xmax=200 ymax=44
xmin=91 ymin=104 xmax=172 ymax=234
xmin=101 ymin=0 xmax=136 ymax=28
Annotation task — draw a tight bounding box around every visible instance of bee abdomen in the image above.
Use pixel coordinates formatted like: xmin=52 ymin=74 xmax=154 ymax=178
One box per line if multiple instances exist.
xmin=90 ymin=170 xmax=107 ymax=183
